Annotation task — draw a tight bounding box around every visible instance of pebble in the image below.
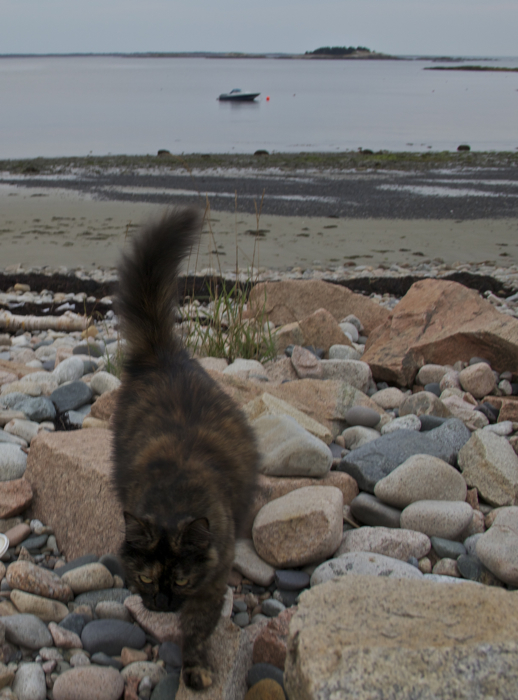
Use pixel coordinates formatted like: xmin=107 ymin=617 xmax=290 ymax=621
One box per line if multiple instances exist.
xmin=370 ymin=387 xmax=406 ymax=410
xmin=49 ymin=382 xmax=93 ymax=414
xmin=350 ymin=492 xmax=401 ymax=528
xmin=253 ymin=414 xmax=332 ymax=478
xmin=430 ymin=536 xmax=467 ymax=559
xmin=328 ymin=344 xmax=361 ymax=361
xmin=2 ymin=613 xmax=53 ymax=649
xmin=310 ymin=551 xmax=423 ymax=586
xmin=344 ymin=406 xmax=381 ymax=428
xmin=476 ymin=506 xmax=518 ymax=585
xmin=336 ymin=526 xmax=431 ymax=561
xmin=261 ymin=599 xmax=286 ymax=617
xmin=274 ymin=569 xmax=310 ymax=591
xmin=52 ymin=666 xmax=125 ymax=700
xmin=89 ymin=371 xmax=121 ymax=395
xmin=120 ymin=661 xmax=166 ymax=686
xmin=233 ymin=539 xmax=276 ymax=587
xmin=381 ymin=414 xmax=421 ymax=434
xmin=81 ymin=619 xmax=146 ymax=655
xmin=458 ymin=362 xmax=497 ymax=398
xmin=0 ymin=444 xmax=28 ymax=481
xmin=12 ymin=662 xmax=46 ymax=700
xmin=61 ymin=562 xmax=114 ymax=594
xmin=340 ymin=426 xmax=380 ymax=450
xmin=150 ymin=674 xmax=181 ymax=700
xmin=374 ymin=454 xmax=467 ymax=509
xmin=52 ymin=356 xmax=85 ymax=385
xmin=244 ymin=679 xmax=286 ymax=700
xmin=400 ymin=500 xmax=474 ymax=540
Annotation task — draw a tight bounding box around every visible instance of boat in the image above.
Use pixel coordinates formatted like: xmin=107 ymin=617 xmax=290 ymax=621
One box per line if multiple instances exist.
xmin=218 ymin=88 xmax=260 ymax=102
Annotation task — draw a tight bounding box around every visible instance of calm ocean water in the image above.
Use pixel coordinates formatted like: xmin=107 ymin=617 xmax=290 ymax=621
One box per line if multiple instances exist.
xmin=0 ymin=55 xmax=517 ymax=158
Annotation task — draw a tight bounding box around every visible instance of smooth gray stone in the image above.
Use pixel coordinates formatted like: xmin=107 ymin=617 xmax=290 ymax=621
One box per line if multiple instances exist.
xmin=233 ymin=599 xmax=247 ymax=613
xmin=233 ymin=612 xmax=250 ymax=627
xmin=457 ymin=554 xmax=484 ymax=582
xmin=13 ymin=662 xmax=46 ymax=700
xmin=275 ymin=569 xmax=310 ymax=591
xmin=50 ymin=381 xmax=93 ymax=414
xmin=3 ymin=614 xmax=53 ymax=650
xmin=159 ymin=641 xmax=182 ymax=669
xmin=83 ymin=360 xmax=99 ymax=374
xmin=73 ymin=342 xmax=104 ymax=358
xmin=350 ymin=493 xmax=401 ymax=528
xmin=150 ymin=673 xmax=181 ymax=700
xmin=63 ymin=410 xmax=86 ymax=428
xmin=74 ymin=588 xmax=131 ymax=607
xmin=344 ymin=406 xmax=381 ymax=428
xmin=424 ymin=383 xmax=441 ymax=397
xmin=22 ymin=534 xmax=48 ymax=551
xmin=247 ymin=663 xmax=285 ymax=690
xmin=262 ymin=598 xmax=286 ymax=617
xmin=56 ymin=554 xmax=99 ymax=577
xmin=99 ymin=553 xmax=126 ymax=582
xmin=419 ymin=415 xmax=448 ymax=431
xmin=276 ymin=588 xmax=300 ymax=607
xmin=59 ymin=612 xmax=88 ymax=636
xmin=431 ymin=536 xmax=467 ymax=559
xmin=0 ymin=444 xmax=27 ymax=481
xmin=338 ymin=419 xmax=471 ymax=493
xmin=2 ymin=394 xmax=56 ymax=422
xmin=81 ymin=619 xmax=146 ymax=655
xmin=91 ymin=652 xmax=124 ymax=670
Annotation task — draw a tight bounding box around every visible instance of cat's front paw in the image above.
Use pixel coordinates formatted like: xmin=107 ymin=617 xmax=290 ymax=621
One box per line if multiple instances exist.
xmin=183 ymin=665 xmax=213 ymax=691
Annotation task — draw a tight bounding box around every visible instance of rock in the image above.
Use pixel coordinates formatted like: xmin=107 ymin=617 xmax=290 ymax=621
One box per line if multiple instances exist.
xmin=253 ymin=415 xmax=332 ymax=478
xmin=328 ymin=345 xmax=361 ymax=361
xmin=90 ymin=371 xmax=121 ymax=396
xmin=458 ymin=430 xmax=518 ymax=507
xmin=233 ymin=540 xmax=275 ymax=587
xmin=223 ymin=359 xmax=269 ymax=381
xmin=249 ymin=472 xmax=358 ymax=534
xmin=416 ymin=364 xmax=450 ymax=385
xmin=400 ymin=500 xmax=473 ymax=540
xmin=12 ymin=662 xmax=46 ymax=700
xmin=374 ymin=454 xmax=467 ymax=508
xmin=320 ymin=360 xmax=372 ymax=393
xmin=247 ymin=663 xmax=285 ymax=691
xmin=341 ymin=426 xmax=380 ymax=450
xmin=336 ymin=526 xmax=431 ymax=561
xmin=476 ymin=507 xmax=518 ymax=585
xmin=81 ymin=619 xmax=146 ymax=655
xmin=399 ymin=392 xmax=452 ymax=418
xmin=274 ymin=569 xmax=310 ymax=591
xmin=52 ymin=666 xmax=124 ymax=700
xmin=3 ymin=418 xmax=39 ymax=444
xmin=362 ymin=278 xmax=518 ymax=386
xmin=290 ymin=346 xmax=323 ymax=379
xmin=285 ymin=576 xmax=518 ymax=700
xmin=350 ymin=492 xmax=401 ymax=528
xmin=50 ymin=381 xmax=93 ymax=414
xmin=431 ymin=537 xmax=466 ymax=559
xmin=3 ymin=613 xmax=53 ymax=649
xmin=0 ymin=477 xmax=33 ymax=518
xmin=48 ymin=621 xmax=83 ymax=649
xmin=1 ymin=394 xmax=56 ymax=422
xmin=339 ymin=419 xmax=471 ymax=493
xmin=95 ymin=601 xmax=132 ymax=622
xmin=252 ymin=608 xmax=297 ymax=670
xmin=252 ymin=486 xmax=343 ymax=568
xmin=381 ymin=414 xmax=421 ymax=434
xmin=371 ymin=387 xmax=406 ymax=409
xmin=6 ymin=560 xmax=73 ymax=602
xmin=432 ymin=558 xmax=460 ymax=577
xmin=0 ymin=444 xmax=27 ymax=481
xmin=245 ymin=679 xmax=285 ymax=700
xmin=61 ymin=563 xmax=114 ymax=594
xmin=459 ymin=363 xmax=497 ymax=398
xmin=52 ymin=356 xmax=85 ymax=385
xmin=310 ymin=552 xmax=423 ymax=586
xmin=243 ymin=392 xmax=332 ymax=445
xmin=248 ymin=279 xmax=389 ymax=335
xmin=24 ymin=430 xmax=124 ymax=559
xmin=344 ymin=406 xmax=380 ymax=428
xmin=4 ymin=522 xmax=31 ymax=546
xmin=120 ymin=661 xmax=166 ymax=685
xmin=74 ymin=588 xmax=131 ymax=607
xmin=297 ymin=308 xmax=355 ymax=354
xmin=10 ymin=589 xmax=69 ymax=622
xmin=441 ymin=395 xmax=490 ymax=430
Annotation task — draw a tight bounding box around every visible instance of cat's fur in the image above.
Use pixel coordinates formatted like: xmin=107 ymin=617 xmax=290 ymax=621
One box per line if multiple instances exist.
xmin=111 ymin=208 xmax=259 ymax=690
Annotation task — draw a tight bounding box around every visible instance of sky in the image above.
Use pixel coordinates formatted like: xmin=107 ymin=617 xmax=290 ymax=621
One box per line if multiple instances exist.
xmin=2 ymin=0 xmax=518 ymax=57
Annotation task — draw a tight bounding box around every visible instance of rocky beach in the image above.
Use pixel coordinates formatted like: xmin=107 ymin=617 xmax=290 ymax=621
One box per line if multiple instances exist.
xmin=0 ymin=154 xmax=518 ymax=699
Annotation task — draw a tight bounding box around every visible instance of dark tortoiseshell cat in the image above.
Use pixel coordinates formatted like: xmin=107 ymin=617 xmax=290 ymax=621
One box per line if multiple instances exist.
xmin=111 ymin=209 xmax=259 ymax=690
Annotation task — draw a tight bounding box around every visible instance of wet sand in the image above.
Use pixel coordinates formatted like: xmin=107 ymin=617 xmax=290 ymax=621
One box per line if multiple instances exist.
xmin=1 ymin=184 xmax=517 ymax=271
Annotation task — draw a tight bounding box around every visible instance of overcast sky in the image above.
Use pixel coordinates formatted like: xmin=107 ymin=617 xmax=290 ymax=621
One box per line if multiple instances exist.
xmin=2 ymin=0 xmax=518 ymax=57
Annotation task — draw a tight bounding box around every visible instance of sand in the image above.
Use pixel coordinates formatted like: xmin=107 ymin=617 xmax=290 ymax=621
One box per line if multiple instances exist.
xmin=1 ymin=184 xmax=517 ymax=271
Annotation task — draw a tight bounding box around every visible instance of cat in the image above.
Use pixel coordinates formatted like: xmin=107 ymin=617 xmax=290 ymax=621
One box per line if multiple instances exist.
xmin=111 ymin=208 xmax=259 ymax=690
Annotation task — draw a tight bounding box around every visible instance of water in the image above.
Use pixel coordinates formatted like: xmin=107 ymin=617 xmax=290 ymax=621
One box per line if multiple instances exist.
xmin=0 ymin=55 xmax=517 ymax=158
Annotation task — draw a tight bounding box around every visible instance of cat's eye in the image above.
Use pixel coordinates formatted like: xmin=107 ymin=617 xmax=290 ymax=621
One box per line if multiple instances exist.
xmin=175 ymin=578 xmax=188 ymax=587
xmin=140 ymin=575 xmax=153 ymax=584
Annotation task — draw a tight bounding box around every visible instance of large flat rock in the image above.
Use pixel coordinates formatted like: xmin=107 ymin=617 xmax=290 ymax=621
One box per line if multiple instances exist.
xmin=285 ymin=575 xmax=518 ymax=700
xmin=362 ymin=278 xmax=518 ymax=386
xmin=24 ymin=429 xmax=123 ymax=559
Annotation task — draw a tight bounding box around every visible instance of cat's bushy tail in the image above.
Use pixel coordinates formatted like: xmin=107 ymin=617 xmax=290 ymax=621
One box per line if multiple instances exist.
xmin=116 ymin=208 xmax=201 ymax=360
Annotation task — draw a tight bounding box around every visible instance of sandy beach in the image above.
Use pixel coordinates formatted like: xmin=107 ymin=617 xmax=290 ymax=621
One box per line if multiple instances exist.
xmin=1 ymin=183 xmax=517 ymax=272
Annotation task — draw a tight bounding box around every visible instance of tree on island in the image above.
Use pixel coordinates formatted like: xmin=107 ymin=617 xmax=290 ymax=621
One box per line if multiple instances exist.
xmin=306 ymin=46 xmax=372 ymax=56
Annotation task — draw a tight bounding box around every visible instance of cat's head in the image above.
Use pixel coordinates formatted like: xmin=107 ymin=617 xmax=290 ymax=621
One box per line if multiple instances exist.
xmin=121 ymin=512 xmax=216 ymax=612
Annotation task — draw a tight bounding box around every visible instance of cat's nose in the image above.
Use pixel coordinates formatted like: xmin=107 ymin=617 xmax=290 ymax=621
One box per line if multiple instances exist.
xmin=155 ymin=593 xmax=169 ymax=610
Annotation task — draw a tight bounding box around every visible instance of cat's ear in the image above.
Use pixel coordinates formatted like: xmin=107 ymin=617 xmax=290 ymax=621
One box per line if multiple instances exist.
xmin=124 ymin=512 xmax=159 ymax=548
xmin=182 ymin=518 xmax=211 ymax=550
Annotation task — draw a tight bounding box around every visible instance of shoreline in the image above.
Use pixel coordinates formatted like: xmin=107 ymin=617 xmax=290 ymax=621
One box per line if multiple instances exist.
xmin=1 ymin=185 xmax=518 ymax=272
